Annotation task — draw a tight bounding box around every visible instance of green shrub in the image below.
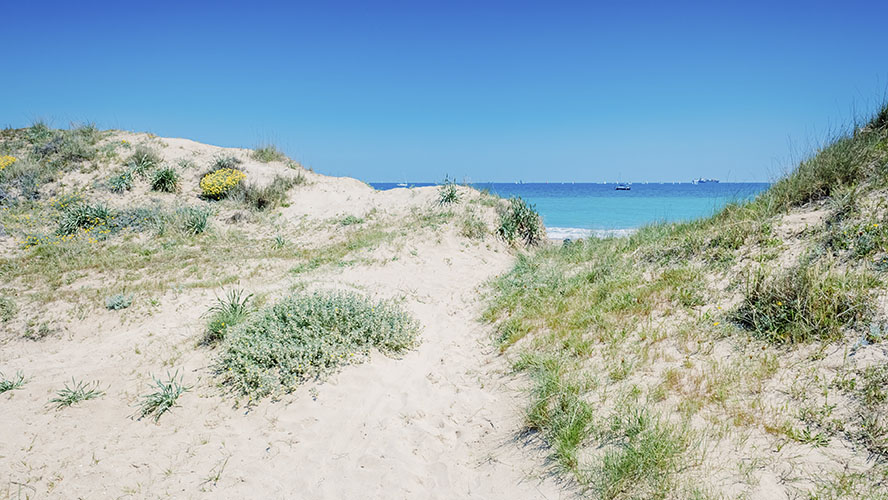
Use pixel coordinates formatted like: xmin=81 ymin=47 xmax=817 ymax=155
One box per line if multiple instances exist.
xmin=105 ymin=293 xmax=133 ymax=310
xmin=203 ymin=289 xmax=253 ymax=345
xmin=497 ymin=197 xmax=545 ymax=246
xmin=138 ymin=371 xmax=190 ymax=422
xmin=107 ymin=170 xmax=134 ymax=193
xmin=57 ymin=202 xmax=113 ymax=236
xmin=438 ymin=176 xmax=460 ymax=205
xmin=731 ymin=265 xmax=873 ymax=344
xmin=177 ymin=206 xmax=212 ymax=235
xmin=127 ymin=146 xmax=162 ymax=178
xmin=217 ymin=291 xmax=420 ymax=399
xmin=252 ymin=145 xmax=286 ymax=163
xmin=150 ymin=166 xmax=180 ymax=193
xmin=231 ymin=174 xmax=303 ymax=210
xmin=339 ymin=215 xmax=364 ymax=226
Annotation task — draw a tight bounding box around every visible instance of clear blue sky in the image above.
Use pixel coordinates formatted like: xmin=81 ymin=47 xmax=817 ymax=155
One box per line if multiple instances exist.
xmin=2 ymin=1 xmax=886 ymax=182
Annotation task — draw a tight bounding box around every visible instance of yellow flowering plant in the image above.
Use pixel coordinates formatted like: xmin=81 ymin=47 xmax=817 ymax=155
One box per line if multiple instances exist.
xmin=0 ymin=155 xmax=17 ymax=176
xmin=200 ymin=168 xmax=246 ymax=199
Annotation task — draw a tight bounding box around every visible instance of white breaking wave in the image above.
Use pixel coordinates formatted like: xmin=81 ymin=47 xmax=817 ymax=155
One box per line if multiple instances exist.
xmin=546 ymin=227 xmax=636 ymax=240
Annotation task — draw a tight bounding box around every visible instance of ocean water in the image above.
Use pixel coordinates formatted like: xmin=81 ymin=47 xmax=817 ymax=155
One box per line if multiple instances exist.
xmin=370 ymin=182 xmax=771 ymax=239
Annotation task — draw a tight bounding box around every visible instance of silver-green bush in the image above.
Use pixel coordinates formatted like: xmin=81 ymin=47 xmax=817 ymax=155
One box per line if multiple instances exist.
xmin=217 ymin=290 xmax=420 ymax=399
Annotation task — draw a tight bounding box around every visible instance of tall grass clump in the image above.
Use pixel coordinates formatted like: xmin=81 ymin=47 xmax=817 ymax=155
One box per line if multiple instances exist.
xmin=56 ymin=202 xmax=113 ymax=235
xmin=107 ymin=170 xmax=134 ymax=193
xmin=212 ymin=155 xmax=242 ymax=170
xmin=203 ymin=289 xmax=253 ymax=345
xmin=217 ymin=291 xmax=420 ymax=399
xmin=731 ymin=264 xmax=873 ymax=344
xmin=757 ymin=102 xmax=888 ymax=212
xmin=497 ymin=197 xmax=545 ymax=246
xmin=438 ymin=175 xmax=460 ymax=205
xmin=138 ymin=371 xmax=190 ymax=422
xmin=176 ymin=205 xmax=212 ymax=234
xmin=252 ymin=144 xmax=286 ymax=163
xmin=231 ymin=174 xmax=303 ymax=210
xmin=150 ymin=166 xmax=180 ymax=192
xmin=127 ymin=145 xmax=162 ymax=178
xmin=593 ymin=405 xmax=692 ymax=499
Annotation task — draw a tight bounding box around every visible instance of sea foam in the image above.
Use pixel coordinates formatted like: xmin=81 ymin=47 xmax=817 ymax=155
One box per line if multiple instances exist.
xmin=546 ymin=227 xmax=635 ymax=240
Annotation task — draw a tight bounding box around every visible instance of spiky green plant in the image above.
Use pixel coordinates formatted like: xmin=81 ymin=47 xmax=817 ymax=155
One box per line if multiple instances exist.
xmin=138 ymin=371 xmax=190 ymax=422
xmin=150 ymin=166 xmax=180 ymax=193
xmin=50 ymin=379 xmax=105 ymax=409
xmin=203 ymin=289 xmax=253 ymax=345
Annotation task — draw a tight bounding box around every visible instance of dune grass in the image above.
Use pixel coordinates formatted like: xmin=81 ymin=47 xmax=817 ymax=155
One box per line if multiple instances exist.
xmin=0 ymin=371 xmax=26 ymax=393
xmin=138 ymin=372 xmax=190 ymax=422
xmin=50 ymin=379 xmax=105 ymax=409
xmin=483 ymin=103 xmax=888 ymax=496
xmin=252 ymin=144 xmax=286 ymax=163
xmin=203 ymin=288 xmax=253 ymax=345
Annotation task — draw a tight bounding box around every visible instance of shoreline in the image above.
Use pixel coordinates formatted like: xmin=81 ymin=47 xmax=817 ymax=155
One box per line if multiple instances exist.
xmin=547 ymin=226 xmax=636 ymax=240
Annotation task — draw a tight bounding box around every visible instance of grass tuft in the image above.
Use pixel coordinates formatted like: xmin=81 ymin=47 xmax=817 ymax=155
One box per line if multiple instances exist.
xmin=438 ymin=175 xmax=460 ymax=205
xmin=176 ymin=206 xmax=212 ymax=235
xmin=50 ymin=379 xmax=105 ymax=409
xmin=138 ymin=371 xmax=190 ymax=422
xmin=56 ymin=202 xmax=113 ymax=236
xmin=0 ymin=294 xmax=17 ymax=321
xmin=150 ymin=166 xmax=180 ymax=193
xmin=230 ymin=174 xmax=303 ymax=210
xmin=127 ymin=146 xmax=162 ymax=178
xmin=203 ymin=289 xmax=253 ymax=345
xmin=0 ymin=371 xmax=26 ymax=393
xmin=252 ymin=144 xmax=286 ymax=163
xmin=107 ymin=169 xmax=134 ymax=193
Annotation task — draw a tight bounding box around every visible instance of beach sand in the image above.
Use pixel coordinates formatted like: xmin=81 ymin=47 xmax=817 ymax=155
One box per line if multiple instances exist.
xmin=0 ymin=133 xmax=567 ymax=499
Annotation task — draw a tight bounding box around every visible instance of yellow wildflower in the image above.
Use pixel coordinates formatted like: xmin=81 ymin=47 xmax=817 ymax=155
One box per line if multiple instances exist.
xmin=200 ymin=168 xmax=246 ymax=199
xmin=0 ymin=155 xmax=17 ymax=173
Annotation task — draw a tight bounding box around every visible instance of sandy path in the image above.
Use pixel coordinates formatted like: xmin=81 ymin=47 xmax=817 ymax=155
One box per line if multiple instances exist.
xmin=1 ymin=232 xmax=566 ymax=499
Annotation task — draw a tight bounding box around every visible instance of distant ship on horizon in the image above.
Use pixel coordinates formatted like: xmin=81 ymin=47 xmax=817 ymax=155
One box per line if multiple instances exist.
xmin=692 ymin=178 xmax=720 ymax=184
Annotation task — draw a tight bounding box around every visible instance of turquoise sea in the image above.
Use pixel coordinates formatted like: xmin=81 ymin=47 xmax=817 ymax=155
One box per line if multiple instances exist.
xmin=370 ymin=182 xmax=770 ymax=239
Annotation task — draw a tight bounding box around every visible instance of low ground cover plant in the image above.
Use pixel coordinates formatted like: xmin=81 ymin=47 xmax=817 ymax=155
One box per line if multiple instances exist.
xmin=217 ymin=290 xmax=420 ymax=399
xmin=105 ymin=293 xmax=133 ymax=310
